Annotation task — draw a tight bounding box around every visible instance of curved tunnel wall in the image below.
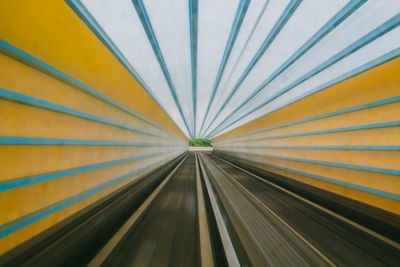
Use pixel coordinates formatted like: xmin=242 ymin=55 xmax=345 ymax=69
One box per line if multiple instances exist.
xmin=213 ymin=55 xmax=400 ymax=216
xmin=0 ymin=0 xmax=187 ymax=253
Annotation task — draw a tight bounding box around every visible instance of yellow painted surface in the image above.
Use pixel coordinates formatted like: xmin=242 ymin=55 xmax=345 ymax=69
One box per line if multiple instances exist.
xmin=219 ymin=151 xmax=399 ymax=195
xmin=0 ymin=157 xmax=175 ymax=254
xmin=234 ymin=127 xmax=400 ymax=147
xmin=0 ymin=151 xmax=181 ymax=226
xmin=0 ymin=0 xmax=187 ymax=255
xmin=229 ymin=102 xmax=400 ymax=143
xmin=214 ymin=57 xmax=400 ymax=215
xmin=0 ymin=80 xmax=185 ymax=254
xmin=0 ymin=0 xmax=399 ymax=255
xmin=214 ymin=57 xmax=400 ymax=141
xmin=0 ymin=54 xmax=169 ymax=139
xmin=0 ymin=0 xmax=186 ymax=139
xmin=0 ymin=100 xmax=162 ymax=143
xmin=239 ymin=155 xmax=400 ymax=215
xmin=0 ymin=145 xmax=174 ymax=181
xmin=221 ymin=147 xmax=400 ymax=170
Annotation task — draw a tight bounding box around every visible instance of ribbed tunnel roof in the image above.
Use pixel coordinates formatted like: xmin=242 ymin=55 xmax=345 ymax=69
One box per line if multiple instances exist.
xmin=77 ymin=0 xmax=400 ymax=138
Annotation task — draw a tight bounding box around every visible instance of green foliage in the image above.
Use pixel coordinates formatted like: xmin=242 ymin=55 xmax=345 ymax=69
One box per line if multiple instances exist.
xmin=189 ymin=138 xmax=212 ymax=147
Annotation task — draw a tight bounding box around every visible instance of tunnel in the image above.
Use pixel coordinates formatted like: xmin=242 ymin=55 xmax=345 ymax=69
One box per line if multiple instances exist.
xmin=0 ymin=0 xmax=399 ymax=266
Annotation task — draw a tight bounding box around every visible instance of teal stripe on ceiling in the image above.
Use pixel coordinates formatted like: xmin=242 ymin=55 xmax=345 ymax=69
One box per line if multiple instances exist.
xmin=208 ymin=14 xmax=400 ymax=137
xmin=202 ymin=0 xmax=302 ymax=137
xmin=208 ymin=0 xmax=366 ymax=137
xmin=208 ymin=46 xmax=400 ymax=138
xmin=64 ymin=0 xmax=184 ymax=139
xmin=0 ymin=39 xmax=168 ymax=134
xmin=132 ymin=0 xmax=194 ymax=138
xmin=199 ymin=0 xmax=250 ymax=137
xmin=189 ymin=0 xmax=199 ymax=137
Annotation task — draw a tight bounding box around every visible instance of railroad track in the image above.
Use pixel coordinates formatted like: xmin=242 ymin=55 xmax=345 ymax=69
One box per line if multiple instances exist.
xmin=1 ymin=152 xmax=399 ymax=266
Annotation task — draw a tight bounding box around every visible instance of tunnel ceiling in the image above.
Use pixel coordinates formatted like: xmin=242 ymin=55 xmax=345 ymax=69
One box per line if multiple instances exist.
xmin=79 ymin=0 xmax=400 ymax=138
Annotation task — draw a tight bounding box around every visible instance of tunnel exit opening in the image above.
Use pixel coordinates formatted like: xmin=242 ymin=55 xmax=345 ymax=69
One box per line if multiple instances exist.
xmin=189 ymin=138 xmax=213 ymax=147
xmin=188 ymin=139 xmax=213 ymax=152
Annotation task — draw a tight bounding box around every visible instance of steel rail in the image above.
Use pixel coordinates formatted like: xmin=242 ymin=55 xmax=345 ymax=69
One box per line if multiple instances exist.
xmin=212 ymin=153 xmax=400 ymax=251
xmin=195 ymin=153 xmax=215 ymax=266
xmin=205 ymin=154 xmax=336 ymax=266
xmin=198 ymin=154 xmax=241 ymax=267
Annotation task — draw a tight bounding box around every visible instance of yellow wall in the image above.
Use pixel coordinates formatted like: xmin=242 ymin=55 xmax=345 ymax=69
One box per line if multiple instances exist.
xmin=0 ymin=0 xmax=187 ymax=254
xmin=213 ymin=57 xmax=400 ymax=215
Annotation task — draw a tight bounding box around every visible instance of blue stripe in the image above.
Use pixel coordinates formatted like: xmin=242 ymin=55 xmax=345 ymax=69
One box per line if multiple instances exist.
xmin=220 ymin=145 xmax=400 ymax=151
xmin=219 ymin=121 xmax=400 ymax=144
xmin=219 ymin=152 xmax=400 ymax=200
xmin=208 ymin=46 xmax=400 ymax=139
xmin=132 ymin=0 xmax=193 ymax=138
xmin=219 ymin=150 xmax=400 ymax=175
xmin=0 ymin=39 xmax=169 ymax=136
xmin=207 ymin=0 xmax=366 ymax=137
xmin=202 ymin=0 xmax=302 ymax=137
xmin=255 ymin=14 xmax=400 ymax=106
xmin=189 ymin=0 xmax=199 ymax=137
xmin=208 ymin=14 xmax=400 ymax=137
xmin=219 ymin=0 xmax=271 ymax=107
xmin=0 ymin=137 xmax=180 ymax=146
xmin=0 ymin=88 xmax=164 ymax=138
xmin=0 ymin=157 xmax=175 ymax=239
xmin=198 ymin=0 xmax=250 ymax=137
xmin=217 ymin=96 xmax=400 ymax=142
xmin=0 ymin=150 xmax=175 ymax=192
xmin=64 ymin=0 xmax=185 ymax=139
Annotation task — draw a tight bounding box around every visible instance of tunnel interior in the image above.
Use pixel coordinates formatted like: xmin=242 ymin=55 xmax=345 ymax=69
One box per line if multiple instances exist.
xmin=0 ymin=0 xmax=399 ymax=265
